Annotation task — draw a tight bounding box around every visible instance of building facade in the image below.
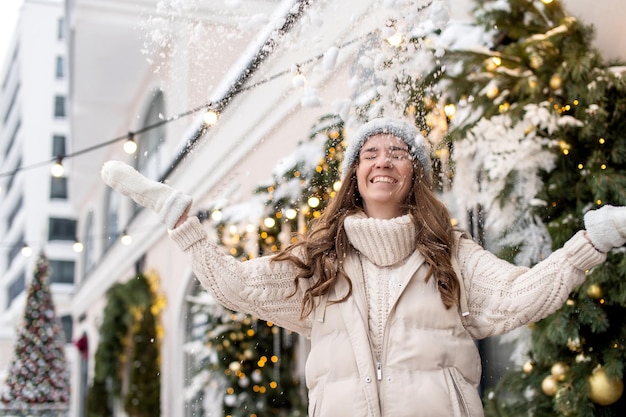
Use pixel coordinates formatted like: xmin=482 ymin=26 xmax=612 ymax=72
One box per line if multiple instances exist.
xmin=0 ymin=0 xmax=624 ymax=416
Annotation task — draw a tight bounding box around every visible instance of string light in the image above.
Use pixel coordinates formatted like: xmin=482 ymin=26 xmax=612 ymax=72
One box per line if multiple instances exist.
xmin=384 ymin=19 xmax=403 ymax=47
xmin=444 ymin=103 xmax=456 ymax=119
xmin=72 ymin=239 xmax=84 ymax=253
xmin=21 ymin=244 xmax=33 ymax=257
xmin=307 ymin=196 xmax=320 ymax=208
xmin=120 ymin=230 xmax=133 ymax=246
xmin=123 ymin=132 xmax=138 ymax=154
xmin=50 ymin=156 xmax=64 ymax=178
xmin=202 ymin=108 xmax=219 ymax=126
xmin=0 ymin=32 xmax=370 ymax=180
xmin=291 ymin=65 xmax=306 ymax=87
xmin=284 ymin=208 xmax=297 ymax=220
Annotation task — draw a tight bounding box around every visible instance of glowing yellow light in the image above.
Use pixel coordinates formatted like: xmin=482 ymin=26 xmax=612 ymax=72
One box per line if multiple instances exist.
xmin=21 ymin=245 xmax=33 ymax=257
xmin=308 ymin=196 xmax=320 ymax=208
xmin=123 ymin=135 xmax=137 ymax=154
xmin=229 ymin=248 xmax=237 ymax=255
xmin=386 ymin=32 xmax=403 ymax=47
xmin=444 ymin=103 xmax=456 ymax=118
xmin=333 ymin=181 xmax=342 ymax=191
xmin=121 ymin=232 xmax=132 ymax=246
xmin=601 ymin=164 xmax=607 ymax=170
xmin=597 ymin=199 xmax=603 ymax=205
xmin=578 ymin=164 xmax=584 ymax=170
xmin=486 ymin=87 xmax=499 ymax=99
xmin=203 ymin=109 xmax=219 ymax=126
xmin=227 ymin=387 xmax=234 ymax=394
xmin=229 ymin=225 xmax=238 ymax=234
xmin=573 ymin=99 xmax=579 ymax=105
xmin=264 ymin=217 xmax=276 ymax=228
xmin=285 ymin=208 xmax=297 ymax=219
xmin=269 ymin=381 xmax=278 ymax=389
xmin=541 ymin=0 xmax=554 ymax=3
xmin=51 ymin=158 xmax=64 ymax=178
xmin=599 ymin=138 xmax=605 ymax=144
xmin=73 ymin=241 xmax=84 ymax=253
xmin=329 ymin=130 xmax=340 ymax=139
xmin=247 ymin=329 xmax=255 ymax=337
xmin=211 ymin=210 xmax=223 ymax=222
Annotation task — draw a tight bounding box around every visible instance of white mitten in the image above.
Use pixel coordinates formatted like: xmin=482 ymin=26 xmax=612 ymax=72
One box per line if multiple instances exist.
xmin=101 ymin=160 xmax=192 ymax=229
xmin=583 ymin=205 xmax=626 ymax=252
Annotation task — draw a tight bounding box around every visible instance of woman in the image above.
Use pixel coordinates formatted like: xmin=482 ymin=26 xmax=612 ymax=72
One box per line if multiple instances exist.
xmin=102 ymin=118 xmax=625 ymax=417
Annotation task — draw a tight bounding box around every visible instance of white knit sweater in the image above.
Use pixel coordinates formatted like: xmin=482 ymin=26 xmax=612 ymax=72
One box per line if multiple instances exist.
xmin=344 ymin=213 xmax=416 ymax=363
xmin=169 ymin=213 xmax=606 ymax=340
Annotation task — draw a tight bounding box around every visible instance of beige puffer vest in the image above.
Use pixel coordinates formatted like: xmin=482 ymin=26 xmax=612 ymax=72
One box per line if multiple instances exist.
xmin=306 ymin=215 xmax=483 ymax=417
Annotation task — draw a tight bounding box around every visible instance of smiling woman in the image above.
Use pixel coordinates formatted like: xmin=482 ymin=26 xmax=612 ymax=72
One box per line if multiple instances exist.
xmin=100 ymin=116 xmax=625 ymax=417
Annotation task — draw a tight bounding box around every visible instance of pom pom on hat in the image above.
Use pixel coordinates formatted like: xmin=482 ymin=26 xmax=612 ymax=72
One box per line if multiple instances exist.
xmin=341 ymin=118 xmax=431 ymax=179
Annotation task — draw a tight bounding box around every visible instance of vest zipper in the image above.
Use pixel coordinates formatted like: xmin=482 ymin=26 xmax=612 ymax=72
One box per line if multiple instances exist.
xmin=376 ymin=362 xmax=382 ymax=381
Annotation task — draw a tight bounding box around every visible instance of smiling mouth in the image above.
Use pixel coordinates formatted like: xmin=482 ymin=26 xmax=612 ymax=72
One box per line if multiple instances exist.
xmin=371 ymin=176 xmax=397 ymax=184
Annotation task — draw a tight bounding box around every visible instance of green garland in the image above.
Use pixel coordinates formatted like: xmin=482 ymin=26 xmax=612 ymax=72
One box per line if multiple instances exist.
xmin=87 ymin=273 xmax=161 ymax=417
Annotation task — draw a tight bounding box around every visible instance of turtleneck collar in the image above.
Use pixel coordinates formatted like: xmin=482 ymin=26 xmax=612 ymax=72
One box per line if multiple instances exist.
xmin=344 ymin=212 xmax=416 ymax=267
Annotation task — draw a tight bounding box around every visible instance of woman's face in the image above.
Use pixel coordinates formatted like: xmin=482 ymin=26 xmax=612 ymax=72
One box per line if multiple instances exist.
xmin=355 ymin=133 xmax=414 ymax=219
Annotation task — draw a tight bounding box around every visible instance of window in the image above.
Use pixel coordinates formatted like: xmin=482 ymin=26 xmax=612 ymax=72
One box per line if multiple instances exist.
xmin=52 ymin=135 xmax=66 ymax=157
xmin=50 ymin=176 xmax=68 ymax=199
xmin=48 ymin=217 xmax=76 ymax=241
xmin=55 ymin=56 xmax=64 ymax=79
xmin=105 ymin=188 xmax=120 ymax=250
xmin=137 ymin=91 xmax=166 ymax=180
xmin=54 ymin=96 xmax=66 ymax=118
xmin=57 ymin=18 xmax=64 ymax=40
xmin=49 ymin=260 xmax=75 ymax=284
xmin=7 ymin=272 xmax=25 ymax=307
xmin=83 ymin=210 xmax=96 ymax=275
xmin=60 ymin=315 xmax=73 ymax=343
xmin=7 ymin=234 xmax=24 ymax=267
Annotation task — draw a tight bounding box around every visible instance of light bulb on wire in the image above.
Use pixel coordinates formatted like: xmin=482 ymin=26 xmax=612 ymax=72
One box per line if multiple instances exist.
xmin=121 ymin=230 xmax=133 ymax=246
xmin=203 ymin=108 xmax=219 ymax=126
xmin=21 ymin=244 xmax=32 ymax=257
xmin=291 ymin=66 xmax=306 ymax=87
xmin=123 ymin=132 xmax=138 ymax=154
xmin=51 ymin=156 xmax=64 ymax=178
xmin=73 ymin=239 xmax=84 ymax=253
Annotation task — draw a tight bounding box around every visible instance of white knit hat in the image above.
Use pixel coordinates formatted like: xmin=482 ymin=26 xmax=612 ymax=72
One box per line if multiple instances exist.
xmin=341 ymin=118 xmax=431 ymax=179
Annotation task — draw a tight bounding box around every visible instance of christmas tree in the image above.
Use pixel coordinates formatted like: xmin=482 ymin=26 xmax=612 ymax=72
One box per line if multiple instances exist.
xmin=410 ymin=0 xmax=626 ymax=415
xmin=1 ymin=254 xmax=70 ymax=412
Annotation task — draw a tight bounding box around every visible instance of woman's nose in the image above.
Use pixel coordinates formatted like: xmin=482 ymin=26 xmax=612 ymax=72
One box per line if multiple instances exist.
xmin=374 ymin=154 xmax=393 ymax=167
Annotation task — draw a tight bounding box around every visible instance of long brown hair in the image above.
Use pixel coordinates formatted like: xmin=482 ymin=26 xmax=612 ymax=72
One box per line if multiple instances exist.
xmin=272 ymin=156 xmax=460 ymax=319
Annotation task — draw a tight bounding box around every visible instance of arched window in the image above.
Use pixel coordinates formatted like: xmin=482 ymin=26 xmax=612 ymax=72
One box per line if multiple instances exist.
xmin=136 ymin=91 xmax=166 ymax=181
xmin=104 ymin=187 xmax=120 ymax=251
xmin=82 ymin=209 xmax=96 ymax=276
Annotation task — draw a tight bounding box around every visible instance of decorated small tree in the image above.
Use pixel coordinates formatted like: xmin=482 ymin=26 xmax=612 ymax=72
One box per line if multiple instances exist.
xmin=1 ymin=254 xmax=70 ymax=412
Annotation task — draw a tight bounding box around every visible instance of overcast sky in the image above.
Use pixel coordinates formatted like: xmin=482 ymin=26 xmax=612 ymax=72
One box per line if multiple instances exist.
xmin=0 ymin=0 xmax=23 ymax=64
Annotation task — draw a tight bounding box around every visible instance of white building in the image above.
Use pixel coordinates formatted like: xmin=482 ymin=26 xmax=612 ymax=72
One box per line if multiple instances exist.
xmin=0 ymin=0 xmax=78 ymax=413
xmin=0 ymin=0 xmax=624 ymax=416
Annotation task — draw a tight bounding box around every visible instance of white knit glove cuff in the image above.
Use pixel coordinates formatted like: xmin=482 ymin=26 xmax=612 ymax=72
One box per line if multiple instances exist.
xmin=583 ymin=205 xmax=626 ymax=252
xmin=159 ymin=190 xmax=193 ymax=229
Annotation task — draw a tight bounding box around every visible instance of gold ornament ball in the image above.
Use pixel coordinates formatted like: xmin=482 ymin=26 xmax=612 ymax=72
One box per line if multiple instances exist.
xmin=522 ymin=360 xmax=534 ymax=374
xmin=542 ymin=375 xmax=559 ymax=396
xmin=587 ymin=283 xmax=603 ymax=299
xmin=588 ymin=366 xmax=624 ymax=406
xmin=551 ymin=362 xmax=570 ymax=382
xmin=549 ymin=74 xmax=562 ymax=90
